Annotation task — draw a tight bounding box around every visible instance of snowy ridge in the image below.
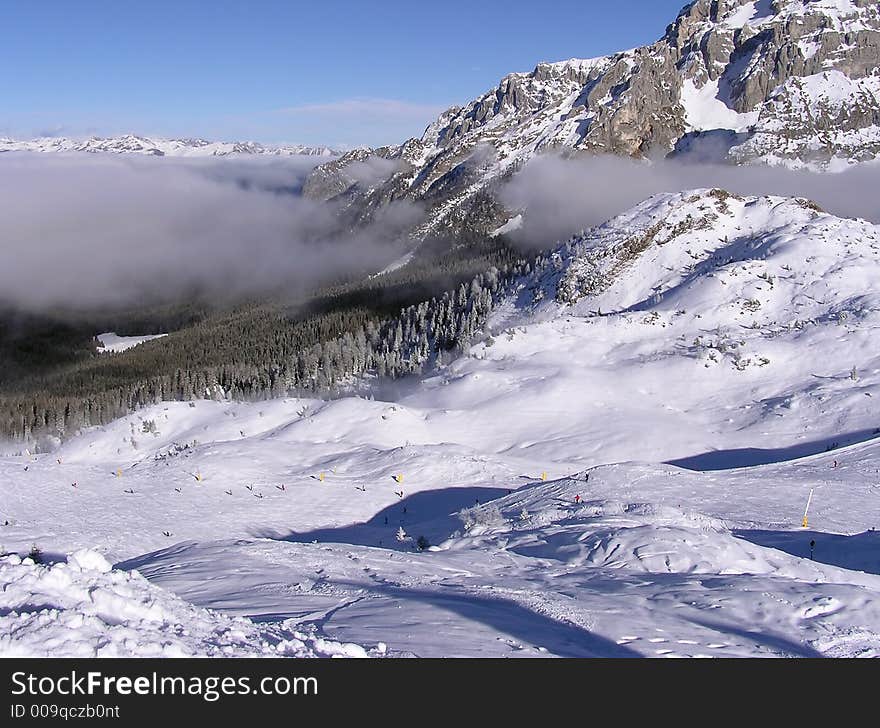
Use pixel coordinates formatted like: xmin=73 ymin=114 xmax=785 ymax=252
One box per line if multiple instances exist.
xmin=0 ymin=134 xmax=340 ymax=158
xmin=547 ymin=187 xmax=880 ymax=317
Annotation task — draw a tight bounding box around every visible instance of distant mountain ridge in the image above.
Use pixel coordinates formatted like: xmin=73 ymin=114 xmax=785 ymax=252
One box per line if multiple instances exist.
xmin=303 ymin=0 xmax=880 ymax=241
xmin=0 ymin=133 xmax=342 ymax=158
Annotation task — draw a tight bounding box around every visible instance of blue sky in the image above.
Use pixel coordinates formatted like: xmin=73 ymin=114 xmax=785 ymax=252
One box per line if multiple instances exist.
xmin=2 ymin=0 xmax=689 ymax=147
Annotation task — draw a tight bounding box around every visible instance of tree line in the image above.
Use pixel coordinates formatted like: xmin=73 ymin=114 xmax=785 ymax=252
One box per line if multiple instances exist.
xmin=0 ymin=235 xmax=548 ymax=446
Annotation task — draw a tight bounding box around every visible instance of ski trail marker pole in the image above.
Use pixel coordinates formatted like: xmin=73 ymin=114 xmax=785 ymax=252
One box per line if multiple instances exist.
xmin=802 ymin=488 xmax=814 ymax=528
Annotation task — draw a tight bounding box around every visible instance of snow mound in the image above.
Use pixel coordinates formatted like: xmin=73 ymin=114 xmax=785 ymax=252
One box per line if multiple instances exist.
xmin=0 ymin=552 xmax=373 ymax=658
xmin=67 ymin=548 xmax=112 ymax=573
xmin=438 ymin=470 xmax=880 ymax=584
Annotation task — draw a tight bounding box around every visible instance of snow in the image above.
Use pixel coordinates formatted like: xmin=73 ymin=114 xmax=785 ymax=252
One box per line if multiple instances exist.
xmin=96 ymin=332 xmax=167 ymax=354
xmin=723 ymin=1 xmax=762 ymax=29
xmin=720 ymin=0 xmax=866 ymax=31
xmin=680 ymin=78 xmax=759 ymax=133
xmin=376 ymin=251 xmax=415 ymax=276
xmin=0 ymin=551 xmax=376 ymax=657
xmin=490 ymin=214 xmax=523 ymax=237
xmin=3 ymin=189 xmax=880 ymax=657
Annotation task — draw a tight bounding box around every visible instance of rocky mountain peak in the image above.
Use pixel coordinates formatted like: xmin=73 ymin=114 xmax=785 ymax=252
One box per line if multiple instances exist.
xmin=303 ymin=0 xmax=880 ymax=242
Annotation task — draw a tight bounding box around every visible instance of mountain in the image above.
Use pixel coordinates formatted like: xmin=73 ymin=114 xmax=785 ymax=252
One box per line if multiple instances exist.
xmin=304 ymin=0 xmax=880 ymax=239
xmin=0 ymin=133 xmax=341 ymax=158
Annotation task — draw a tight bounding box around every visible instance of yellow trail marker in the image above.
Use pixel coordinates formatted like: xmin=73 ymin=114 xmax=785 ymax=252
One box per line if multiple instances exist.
xmin=319 ymin=472 xmax=325 ymax=482
xmin=541 ymin=472 xmax=547 ymax=481
xmin=195 ymin=472 xmax=202 ymax=482
xmin=802 ymin=488 xmax=814 ymax=528
xmin=116 ymin=469 xmax=122 ymax=478
xmin=394 ymin=474 xmax=403 ymax=483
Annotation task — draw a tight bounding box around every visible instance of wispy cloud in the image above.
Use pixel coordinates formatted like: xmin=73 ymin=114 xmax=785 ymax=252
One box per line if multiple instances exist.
xmin=279 ymin=97 xmax=448 ymax=120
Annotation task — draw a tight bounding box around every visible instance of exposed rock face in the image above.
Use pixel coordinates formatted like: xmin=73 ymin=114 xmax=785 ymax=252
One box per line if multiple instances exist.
xmin=730 ymin=70 xmax=880 ymax=168
xmin=304 ymin=0 xmax=880 ymax=241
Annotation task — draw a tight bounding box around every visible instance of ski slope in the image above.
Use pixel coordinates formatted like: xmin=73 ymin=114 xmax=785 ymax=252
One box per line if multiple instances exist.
xmin=2 ymin=189 xmax=879 ymax=657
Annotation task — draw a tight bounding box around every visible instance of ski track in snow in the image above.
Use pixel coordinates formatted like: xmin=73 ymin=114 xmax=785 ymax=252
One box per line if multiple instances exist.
xmin=2 ymin=189 xmax=880 ymax=657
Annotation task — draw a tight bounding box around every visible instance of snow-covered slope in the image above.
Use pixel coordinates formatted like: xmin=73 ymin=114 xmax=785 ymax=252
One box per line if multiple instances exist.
xmin=0 ymin=134 xmax=340 ymax=158
xmin=2 ymin=189 xmax=879 ymax=657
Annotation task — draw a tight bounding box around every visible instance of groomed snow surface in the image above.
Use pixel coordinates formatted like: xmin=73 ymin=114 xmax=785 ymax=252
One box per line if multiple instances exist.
xmin=2 ymin=189 xmax=880 ymax=657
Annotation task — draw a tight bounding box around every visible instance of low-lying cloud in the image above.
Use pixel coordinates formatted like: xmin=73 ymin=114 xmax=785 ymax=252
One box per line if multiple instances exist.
xmin=500 ymin=154 xmax=880 ymax=248
xmin=344 ymin=156 xmax=402 ymax=187
xmin=0 ymin=152 xmax=420 ymax=312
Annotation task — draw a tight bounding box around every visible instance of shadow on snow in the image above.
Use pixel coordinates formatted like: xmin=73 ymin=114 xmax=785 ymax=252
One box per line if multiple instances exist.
xmin=252 ymin=486 xmax=510 ymax=551
xmin=666 ymin=428 xmax=880 ymax=471
xmin=303 ymin=580 xmax=642 ymax=658
xmin=734 ymin=528 xmax=880 ymax=576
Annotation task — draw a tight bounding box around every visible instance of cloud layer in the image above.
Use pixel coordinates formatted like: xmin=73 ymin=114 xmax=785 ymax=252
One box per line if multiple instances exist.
xmin=5 ymin=149 xmax=880 ymax=315
xmin=500 ymin=155 xmax=880 ymax=249
xmin=0 ymin=153 xmax=420 ymax=312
